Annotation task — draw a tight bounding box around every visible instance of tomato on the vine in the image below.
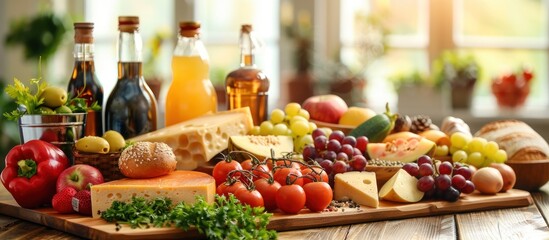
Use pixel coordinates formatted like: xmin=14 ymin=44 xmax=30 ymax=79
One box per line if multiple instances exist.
xmin=276 ymin=184 xmax=306 ymax=214
xmin=267 ymin=159 xmax=300 ymax=171
xmin=303 ymin=182 xmax=333 ymax=212
xmin=234 ymin=188 xmax=264 ymax=208
xmin=254 ymin=178 xmax=281 ymax=211
xmin=301 ymin=166 xmax=329 ymax=185
xmin=273 ymin=167 xmax=303 ymax=186
xmin=216 ymin=181 xmax=246 ymax=197
xmin=212 ymin=159 xmax=242 ymax=186
xmin=241 ymin=159 xmax=272 ymax=182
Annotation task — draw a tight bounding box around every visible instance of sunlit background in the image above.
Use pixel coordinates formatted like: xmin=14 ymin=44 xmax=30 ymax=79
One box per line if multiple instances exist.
xmin=1 ymin=0 xmax=548 ymax=158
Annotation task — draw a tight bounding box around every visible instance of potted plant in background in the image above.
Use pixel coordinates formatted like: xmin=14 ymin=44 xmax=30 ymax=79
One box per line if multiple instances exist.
xmin=391 ymin=70 xmax=445 ymax=116
xmin=315 ymin=11 xmax=389 ymax=107
xmin=0 ymin=80 xmax=20 ymax=169
xmin=4 ymin=10 xmax=68 ymax=73
xmin=282 ymin=8 xmax=315 ymax=105
xmin=432 ymin=51 xmax=480 ymax=109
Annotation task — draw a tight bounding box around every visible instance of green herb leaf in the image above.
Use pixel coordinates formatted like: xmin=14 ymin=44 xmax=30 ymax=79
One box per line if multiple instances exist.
xmin=100 ymin=195 xmax=277 ymax=239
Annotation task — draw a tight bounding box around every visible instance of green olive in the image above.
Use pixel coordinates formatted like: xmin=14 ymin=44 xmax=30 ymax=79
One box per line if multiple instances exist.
xmin=102 ymin=130 xmax=126 ymax=153
xmin=38 ymin=106 xmax=55 ymax=114
xmin=40 ymin=86 xmax=68 ymax=108
xmin=75 ymin=136 xmax=110 ymax=154
xmin=55 ymin=105 xmax=73 ymax=113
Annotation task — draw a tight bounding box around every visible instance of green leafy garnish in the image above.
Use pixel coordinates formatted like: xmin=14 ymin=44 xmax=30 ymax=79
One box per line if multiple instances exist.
xmin=67 ymin=97 xmax=101 ymax=113
xmin=100 ymin=195 xmax=277 ymax=240
xmin=3 ymin=77 xmax=46 ymax=120
xmin=3 ymin=59 xmax=101 ymax=120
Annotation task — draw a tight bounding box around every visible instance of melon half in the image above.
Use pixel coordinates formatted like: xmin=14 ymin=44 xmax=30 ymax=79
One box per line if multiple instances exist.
xmin=367 ymin=136 xmax=435 ymax=163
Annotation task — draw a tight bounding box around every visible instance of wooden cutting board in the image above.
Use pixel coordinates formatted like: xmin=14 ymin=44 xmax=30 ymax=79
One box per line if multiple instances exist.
xmin=0 ymin=189 xmax=532 ymax=239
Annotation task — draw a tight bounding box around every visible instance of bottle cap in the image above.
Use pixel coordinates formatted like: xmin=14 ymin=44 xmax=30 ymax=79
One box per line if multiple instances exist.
xmin=241 ymin=24 xmax=253 ymax=33
xmin=118 ymin=16 xmax=139 ymax=32
xmin=179 ymin=21 xmax=200 ymax=37
xmin=74 ymin=22 xmax=94 ymax=43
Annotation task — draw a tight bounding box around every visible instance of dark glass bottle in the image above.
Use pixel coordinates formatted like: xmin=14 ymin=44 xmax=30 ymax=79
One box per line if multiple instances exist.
xmin=67 ymin=22 xmax=104 ymax=136
xmin=105 ymin=16 xmax=158 ymax=139
xmin=225 ymin=24 xmax=270 ymax=126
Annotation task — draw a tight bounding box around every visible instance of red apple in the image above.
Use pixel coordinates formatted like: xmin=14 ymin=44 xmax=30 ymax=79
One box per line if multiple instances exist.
xmin=56 ymin=164 xmax=104 ymax=193
xmin=302 ymin=94 xmax=348 ymax=124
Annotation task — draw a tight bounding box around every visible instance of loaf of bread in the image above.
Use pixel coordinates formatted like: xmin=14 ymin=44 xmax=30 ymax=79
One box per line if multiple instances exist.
xmin=119 ymin=141 xmax=177 ymax=178
xmin=474 ymin=120 xmax=549 ymax=161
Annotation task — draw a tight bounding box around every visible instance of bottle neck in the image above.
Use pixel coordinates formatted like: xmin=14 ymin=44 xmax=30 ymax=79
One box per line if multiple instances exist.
xmin=174 ymin=35 xmax=208 ymax=59
xmin=118 ymin=31 xmax=143 ymax=62
xmin=73 ymin=43 xmax=95 ymax=61
xmin=240 ymin=32 xmax=255 ymax=67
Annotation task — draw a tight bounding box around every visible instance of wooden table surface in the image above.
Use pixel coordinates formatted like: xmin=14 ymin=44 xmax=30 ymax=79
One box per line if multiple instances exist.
xmin=1 ymin=183 xmax=549 ymax=240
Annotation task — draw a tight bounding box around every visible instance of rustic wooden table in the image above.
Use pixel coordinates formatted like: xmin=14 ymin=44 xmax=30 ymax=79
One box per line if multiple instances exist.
xmin=1 ymin=183 xmax=549 ymax=240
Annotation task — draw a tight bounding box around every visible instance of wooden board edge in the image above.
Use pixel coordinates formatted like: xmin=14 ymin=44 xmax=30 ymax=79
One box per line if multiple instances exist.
xmin=0 ymin=189 xmax=533 ymax=238
xmin=267 ymin=189 xmax=533 ymax=231
xmin=0 ymin=200 xmax=202 ymax=240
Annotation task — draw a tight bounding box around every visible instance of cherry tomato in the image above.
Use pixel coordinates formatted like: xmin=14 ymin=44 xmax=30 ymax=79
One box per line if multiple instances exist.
xmin=240 ymin=159 xmax=254 ymax=171
xmin=216 ymin=181 xmax=246 ymax=197
xmin=234 ymin=188 xmax=264 ymax=208
xmin=213 ymin=160 xmax=243 ymax=186
xmin=276 ymin=184 xmax=306 ymax=214
xmin=267 ymin=159 xmax=300 ymax=171
xmin=251 ymin=164 xmax=271 ymax=181
xmin=303 ymin=182 xmax=333 ymax=212
xmin=241 ymin=159 xmax=272 ymax=181
xmin=254 ymin=178 xmax=281 ymax=211
xmin=273 ymin=167 xmax=303 ymax=186
xmin=301 ymin=166 xmax=329 ymax=185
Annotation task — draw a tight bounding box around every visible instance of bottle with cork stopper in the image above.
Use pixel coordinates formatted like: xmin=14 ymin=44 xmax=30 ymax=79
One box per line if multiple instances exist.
xmin=165 ymin=21 xmax=217 ymax=126
xmin=225 ymin=24 xmax=270 ymax=126
xmin=67 ymin=22 xmax=104 ymax=136
xmin=105 ymin=16 xmax=158 ymax=139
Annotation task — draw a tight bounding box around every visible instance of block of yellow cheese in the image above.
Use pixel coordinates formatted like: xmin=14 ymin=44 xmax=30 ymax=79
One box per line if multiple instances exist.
xmin=334 ymin=171 xmax=379 ymax=208
xmin=129 ymin=108 xmax=254 ymax=170
xmin=379 ymin=169 xmax=424 ymax=203
xmin=90 ymin=170 xmax=215 ymax=218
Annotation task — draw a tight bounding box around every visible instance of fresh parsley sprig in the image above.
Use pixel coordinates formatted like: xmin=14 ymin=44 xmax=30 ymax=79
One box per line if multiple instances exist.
xmin=100 ymin=195 xmax=277 ymax=240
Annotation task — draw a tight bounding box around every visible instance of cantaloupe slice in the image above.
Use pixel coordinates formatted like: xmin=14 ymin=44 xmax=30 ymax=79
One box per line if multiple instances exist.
xmin=228 ymin=135 xmax=294 ymax=160
xmin=367 ymin=137 xmax=435 ymax=163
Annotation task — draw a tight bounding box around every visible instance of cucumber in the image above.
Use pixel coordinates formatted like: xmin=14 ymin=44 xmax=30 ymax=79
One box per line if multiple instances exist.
xmin=348 ymin=103 xmax=397 ymax=143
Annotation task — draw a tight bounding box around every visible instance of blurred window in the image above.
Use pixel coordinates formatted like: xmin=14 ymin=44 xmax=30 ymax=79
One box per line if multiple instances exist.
xmin=340 ymin=0 xmax=549 ymax=112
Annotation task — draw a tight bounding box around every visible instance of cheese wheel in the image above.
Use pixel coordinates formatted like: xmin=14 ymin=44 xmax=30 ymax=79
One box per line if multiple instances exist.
xmin=119 ymin=141 xmax=177 ymax=178
xmin=90 ymin=170 xmax=215 ymax=218
xmin=474 ymin=120 xmax=549 ymax=161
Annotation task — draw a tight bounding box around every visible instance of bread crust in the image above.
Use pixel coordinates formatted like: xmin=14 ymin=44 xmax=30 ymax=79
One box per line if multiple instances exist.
xmin=474 ymin=120 xmax=549 ymax=161
xmin=119 ymin=142 xmax=177 ymax=178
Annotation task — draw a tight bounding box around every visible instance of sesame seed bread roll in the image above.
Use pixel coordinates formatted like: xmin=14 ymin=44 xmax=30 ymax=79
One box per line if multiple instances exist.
xmin=119 ymin=142 xmax=177 ymax=178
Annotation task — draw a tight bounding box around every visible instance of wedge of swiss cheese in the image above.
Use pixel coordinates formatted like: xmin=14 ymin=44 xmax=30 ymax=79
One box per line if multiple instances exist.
xmin=90 ymin=170 xmax=215 ymax=218
xmin=130 ymin=107 xmax=254 ymax=170
xmin=334 ymin=171 xmax=379 ymax=208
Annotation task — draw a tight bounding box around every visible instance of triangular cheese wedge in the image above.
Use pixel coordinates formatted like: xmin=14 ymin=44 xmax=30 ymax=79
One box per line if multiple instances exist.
xmin=379 ymin=169 xmax=424 ymax=203
xmin=334 ymin=171 xmax=379 ymax=208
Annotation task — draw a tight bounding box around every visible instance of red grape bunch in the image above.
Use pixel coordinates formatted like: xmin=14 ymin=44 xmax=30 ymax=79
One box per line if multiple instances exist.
xmin=302 ymin=129 xmax=369 ymax=185
xmin=402 ymin=155 xmax=476 ymax=202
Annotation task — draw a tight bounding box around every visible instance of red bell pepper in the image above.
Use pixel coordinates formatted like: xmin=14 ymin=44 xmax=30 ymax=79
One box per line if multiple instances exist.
xmin=1 ymin=140 xmax=69 ymax=208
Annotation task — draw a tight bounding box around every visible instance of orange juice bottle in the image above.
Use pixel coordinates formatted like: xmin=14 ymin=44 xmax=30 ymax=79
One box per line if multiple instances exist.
xmin=165 ymin=21 xmax=217 ymax=126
